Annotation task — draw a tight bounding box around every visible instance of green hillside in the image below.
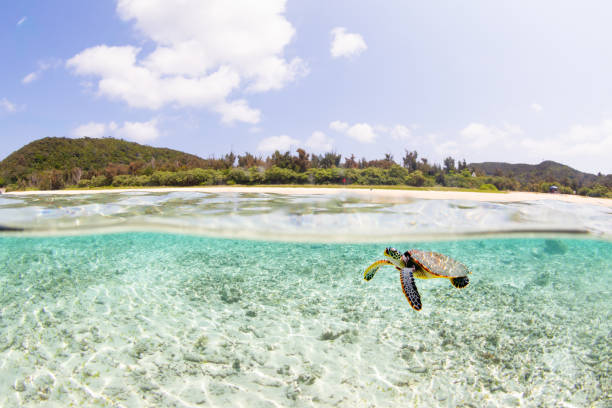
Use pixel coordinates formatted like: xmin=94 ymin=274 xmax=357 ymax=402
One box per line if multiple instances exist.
xmin=0 ymin=137 xmax=208 ymax=184
xmin=469 ymin=160 xmax=606 ymax=191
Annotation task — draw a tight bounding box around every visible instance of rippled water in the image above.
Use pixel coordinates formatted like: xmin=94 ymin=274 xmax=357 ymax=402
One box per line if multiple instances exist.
xmin=0 ymin=191 xmax=610 ymax=407
xmin=1 ymin=190 xmax=611 ymax=240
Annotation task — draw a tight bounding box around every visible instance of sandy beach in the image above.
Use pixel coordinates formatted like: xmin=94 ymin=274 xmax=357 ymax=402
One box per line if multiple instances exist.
xmin=5 ymin=186 xmax=612 ymax=207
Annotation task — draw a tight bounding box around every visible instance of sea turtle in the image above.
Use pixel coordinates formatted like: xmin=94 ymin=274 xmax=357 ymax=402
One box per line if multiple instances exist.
xmin=364 ymin=248 xmax=471 ymax=311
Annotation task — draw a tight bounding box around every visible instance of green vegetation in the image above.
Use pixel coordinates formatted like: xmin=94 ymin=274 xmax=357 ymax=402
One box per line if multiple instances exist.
xmin=478 ymin=183 xmax=498 ymax=191
xmin=1 ymin=137 xmax=610 ymax=198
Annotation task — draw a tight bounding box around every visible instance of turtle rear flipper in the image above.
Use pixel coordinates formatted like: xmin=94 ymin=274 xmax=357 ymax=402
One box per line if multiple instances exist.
xmin=450 ymin=276 xmax=469 ymax=288
xmin=400 ymin=268 xmax=422 ymax=311
xmin=364 ymin=260 xmax=394 ymax=281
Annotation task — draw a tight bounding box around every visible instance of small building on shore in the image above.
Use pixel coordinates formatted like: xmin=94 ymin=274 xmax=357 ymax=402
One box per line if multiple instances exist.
xmin=549 ymin=185 xmax=559 ymax=194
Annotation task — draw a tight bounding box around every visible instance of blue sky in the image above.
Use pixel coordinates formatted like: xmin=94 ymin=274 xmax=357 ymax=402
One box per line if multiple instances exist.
xmin=1 ymin=0 xmax=611 ymax=174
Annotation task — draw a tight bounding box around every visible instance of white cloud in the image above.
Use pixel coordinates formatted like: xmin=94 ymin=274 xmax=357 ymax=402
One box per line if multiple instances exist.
xmin=71 ymin=119 xmax=160 ymax=142
xmin=22 ymin=61 xmax=59 ymax=85
xmin=520 ymin=118 xmax=612 ymax=173
xmin=116 ymin=119 xmax=160 ymax=142
xmin=257 ymin=135 xmax=299 ymax=152
xmin=390 ymin=125 xmax=413 ymax=141
xmin=434 ymin=141 xmax=460 ymax=157
xmin=346 ymin=123 xmax=377 ymax=143
xmin=330 ymin=120 xmax=377 ymax=143
xmin=0 ymin=98 xmax=18 ymax=113
xmin=330 ymin=120 xmax=420 ymax=145
xmin=409 ymin=122 xmax=526 ymax=164
xmin=71 ymin=122 xmax=110 ymax=138
xmin=67 ymin=0 xmax=305 ymax=124
xmin=330 ymin=27 xmax=367 ymax=58
xmin=531 ymin=103 xmax=543 ymax=112
xmin=214 ymin=99 xmax=260 ymax=124
xmin=305 ymin=131 xmax=333 ymax=152
xmin=255 ymin=131 xmax=333 ymax=154
xmin=459 ymin=122 xmax=523 ymax=148
xmin=329 ymin=120 xmax=349 ymax=132
xmin=22 ymin=72 xmax=38 ymax=84
xmin=448 ymin=119 xmax=611 ymax=173
xmin=17 ymin=17 xmax=27 ymax=26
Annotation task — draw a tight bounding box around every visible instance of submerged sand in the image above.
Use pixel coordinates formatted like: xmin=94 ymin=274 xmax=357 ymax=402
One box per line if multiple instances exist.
xmin=6 ymin=186 xmax=612 ymax=208
xmin=1 ymin=234 xmax=610 ymax=407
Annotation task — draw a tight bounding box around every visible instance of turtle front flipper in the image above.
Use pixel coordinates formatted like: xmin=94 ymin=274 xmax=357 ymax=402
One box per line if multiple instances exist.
xmin=450 ymin=276 xmax=469 ymax=288
xmin=364 ymin=260 xmax=394 ymax=281
xmin=400 ymin=267 xmax=422 ymax=311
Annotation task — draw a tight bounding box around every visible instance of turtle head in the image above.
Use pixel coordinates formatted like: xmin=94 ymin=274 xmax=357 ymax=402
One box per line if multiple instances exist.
xmin=384 ymin=247 xmax=405 ymax=269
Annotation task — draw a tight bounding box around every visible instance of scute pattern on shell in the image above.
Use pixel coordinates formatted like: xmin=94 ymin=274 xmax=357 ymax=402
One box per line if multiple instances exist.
xmin=408 ymin=249 xmax=469 ymax=278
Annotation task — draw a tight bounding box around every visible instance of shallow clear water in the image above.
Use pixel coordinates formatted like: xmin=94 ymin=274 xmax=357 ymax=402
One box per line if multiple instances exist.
xmin=0 ymin=192 xmax=611 ymax=407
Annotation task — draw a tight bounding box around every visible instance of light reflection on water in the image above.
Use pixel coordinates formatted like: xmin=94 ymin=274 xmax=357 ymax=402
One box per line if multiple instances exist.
xmin=0 ymin=191 xmax=610 ymax=241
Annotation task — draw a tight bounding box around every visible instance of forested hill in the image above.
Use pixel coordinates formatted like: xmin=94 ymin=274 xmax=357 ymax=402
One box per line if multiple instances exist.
xmin=0 ymin=137 xmax=209 ymax=183
xmin=469 ymin=160 xmax=600 ymax=187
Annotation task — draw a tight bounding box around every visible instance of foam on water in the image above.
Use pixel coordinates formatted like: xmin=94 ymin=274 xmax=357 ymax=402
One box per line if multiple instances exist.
xmin=1 ymin=233 xmax=610 ymax=407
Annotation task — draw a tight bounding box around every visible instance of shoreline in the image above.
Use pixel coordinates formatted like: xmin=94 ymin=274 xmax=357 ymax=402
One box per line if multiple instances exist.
xmin=4 ymin=185 xmax=612 ymax=207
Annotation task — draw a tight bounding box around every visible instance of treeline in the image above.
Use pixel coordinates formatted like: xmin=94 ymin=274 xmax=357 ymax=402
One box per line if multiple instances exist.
xmin=0 ymin=147 xmax=511 ymax=191
xmin=0 ymin=138 xmax=610 ymax=197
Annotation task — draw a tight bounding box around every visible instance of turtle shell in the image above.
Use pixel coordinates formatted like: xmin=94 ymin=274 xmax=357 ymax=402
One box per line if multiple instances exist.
xmin=408 ymin=249 xmax=470 ymax=278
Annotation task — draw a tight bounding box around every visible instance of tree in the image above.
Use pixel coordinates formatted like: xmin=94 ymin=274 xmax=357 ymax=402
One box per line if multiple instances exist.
xmin=267 ymin=150 xmax=294 ymax=170
xmin=224 ymin=152 xmax=236 ymax=168
xmin=417 ymin=158 xmax=432 ymax=175
xmin=69 ymin=167 xmax=82 ymax=185
xmin=343 ymin=154 xmax=358 ymax=169
xmin=312 ymin=152 xmax=341 ymax=168
xmin=238 ymin=152 xmax=264 ymax=168
xmin=402 ymin=150 xmax=418 ymax=171
xmin=443 ymin=156 xmax=456 ymax=173
xmin=128 ymin=160 xmax=145 ymax=175
xmin=320 ymin=152 xmax=341 ymax=168
xmin=294 ymin=148 xmax=310 ymax=172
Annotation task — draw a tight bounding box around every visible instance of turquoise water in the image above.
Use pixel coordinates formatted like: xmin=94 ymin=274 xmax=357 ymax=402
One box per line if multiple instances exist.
xmin=0 ymin=191 xmax=611 ymax=407
xmin=1 ymin=233 xmax=610 ymax=407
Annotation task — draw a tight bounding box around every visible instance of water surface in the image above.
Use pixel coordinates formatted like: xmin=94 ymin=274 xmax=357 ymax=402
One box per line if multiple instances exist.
xmin=1 ymin=190 xmax=610 ymax=240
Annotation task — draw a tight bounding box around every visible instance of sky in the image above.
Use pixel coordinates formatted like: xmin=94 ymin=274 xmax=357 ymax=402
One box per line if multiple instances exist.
xmin=1 ymin=0 xmax=612 ymax=174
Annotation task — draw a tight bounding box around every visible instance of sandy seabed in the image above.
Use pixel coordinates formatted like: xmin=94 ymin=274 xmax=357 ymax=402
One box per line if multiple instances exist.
xmin=0 ymin=234 xmax=610 ymax=407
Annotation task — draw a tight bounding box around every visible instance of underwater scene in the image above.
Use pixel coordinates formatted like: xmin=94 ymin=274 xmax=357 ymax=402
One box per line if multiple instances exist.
xmin=0 ymin=191 xmax=610 ymax=407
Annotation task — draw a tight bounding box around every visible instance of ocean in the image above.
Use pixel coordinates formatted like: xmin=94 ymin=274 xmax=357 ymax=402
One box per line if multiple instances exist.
xmin=0 ymin=190 xmax=610 ymax=407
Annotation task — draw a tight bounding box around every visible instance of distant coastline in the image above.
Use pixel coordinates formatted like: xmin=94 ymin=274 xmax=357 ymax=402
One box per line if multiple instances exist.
xmin=2 ymin=138 xmax=611 ymax=199
xmin=6 ymin=185 xmax=612 ymax=208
